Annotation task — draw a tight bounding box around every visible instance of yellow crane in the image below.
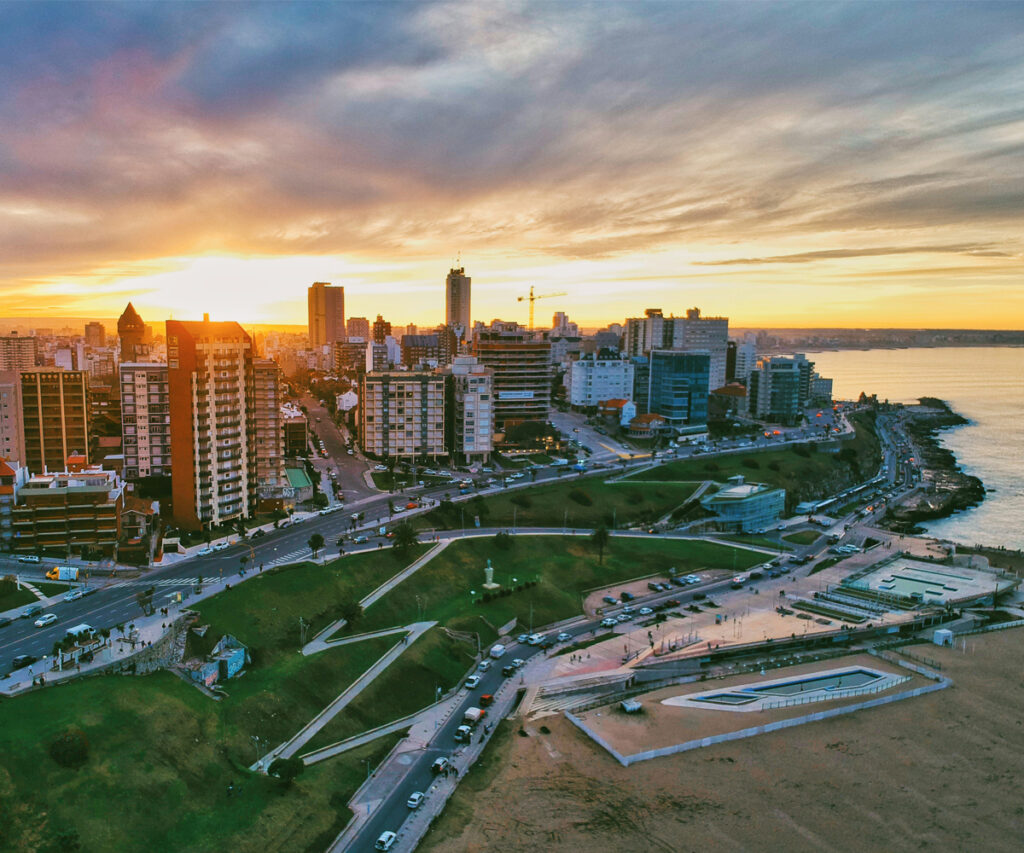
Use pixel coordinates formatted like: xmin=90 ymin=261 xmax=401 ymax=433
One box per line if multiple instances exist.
xmin=517 ymin=285 xmax=567 ymax=331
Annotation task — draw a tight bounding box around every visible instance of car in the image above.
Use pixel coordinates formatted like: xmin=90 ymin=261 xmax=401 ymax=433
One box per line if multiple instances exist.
xmin=602 ymin=595 xmax=618 ymax=605
xmin=617 ymin=613 xmax=632 ymax=623
xmin=34 ymin=613 xmax=58 ymax=628
xmin=526 ymin=633 xmax=545 ymax=645
xmin=665 ymin=599 xmax=681 ymax=607
xmin=63 ymin=590 xmax=83 ymax=602
xmin=405 ymin=502 xmax=418 ymax=509
xmin=197 ymin=546 xmax=214 ymax=556
xmin=11 ymin=654 xmax=37 ymax=669
xmin=501 ymin=664 xmax=516 ymax=677
xmin=374 ymin=830 xmax=397 ymax=851
xmin=556 ymin=632 xmax=572 ymax=643
xmin=15 ymin=555 xmax=41 ymax=563
xmin=374 ymin=464 xmax=388 ymax=471
xmin=251 ymin=529 xmax=266 ymax=538
xmin=601 ymin=617 xmax=618 ymax=628
xmin=509 ymin=658 xmax=525 ymax=670
xmin=621 ymin=604 xmax=635 ymax=613
xmin=647 ymin=582 xmax=661 ymax=592
xmin=212 ymin=541 xmax=230 ymax=551
xmin=431 ymin=757 xmax=451 ymax=775
xmin=693 ymin=592 xmax=707 ymax=600
xmin=21 ymin=604 xmax=43 ymax=619
xmin=480 ymin=693 xmax=495 ymax=706
xmin=638 ymin=607 xmax=654 ymax=616
xmin=517 ymin=633 xmax=529 ymax=643
xmin=477 ymin=659 xmax=491 ymax=672
xmin=538 ymin=638 xmax=555 ymax=650
xmin=407 ymin=791 xmax=425 ymax=809
xmin=465 ymin=675 xmax=482 ymax=689
xmin=454 ymin=724 xmax=472 ymax=742
xmin=685 ymin=575 xmax=701 ymax=584
xmin=620 ymin=591 xmax=635 ymax=601
xmin=670 ymin=577 xmax=687 ymax=587
xmin=352 ymin=535 xmax=368 ymax=544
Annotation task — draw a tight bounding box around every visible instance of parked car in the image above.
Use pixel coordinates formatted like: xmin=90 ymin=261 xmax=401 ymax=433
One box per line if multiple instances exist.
xmin=538 ymin=638 xmax=555 ymax=650
xmin=197 ymin=547 xmax=214 ymax=556
xmin=684 ymin=575 xmax=701 ymax=584
xmin=556 ymin=632 xmax=572 ymax=643
xmin=11 ymin=654 xmax=37 ymax=669
xmin=21 ymin=604 xmax=43 ymax=619
xmin=477 ymin=660 xmax=491 ymax=672
xmin=647 ymin=582 xmax=661 ymax=592
xmin=617 ymin=613 xmax=632 ymax=623
xmin=517 ymin=633 xmax=529 ymax=643
xmin=407 ymin=792 xmax=425 ymax=809
xmin=602 ymin=595 xmax=618 ymax=605
xmin=601 ymin=617 xmax=618 ymax=628
xmin=511 ymin=658 xmax=525 ymax=669
xmin=501 ymin=665 xmax=516 ymax=677
xmin=665 ymin=599 xmax=681 ymax=607
xmin=620 ymin=591 xmax=635 ymax=601
xmin=431 ymin=757 xmax=450 ymax=774
xmin=670 ymin=577 xmax=687 ymax=587
xmin=34 ymin=613 xmax=58 ymax=628
xmin=638 ymin=607 xmax=654 ymax=616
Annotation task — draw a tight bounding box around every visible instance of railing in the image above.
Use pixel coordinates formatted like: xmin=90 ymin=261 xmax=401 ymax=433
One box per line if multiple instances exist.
xmin=760 ymin=675 xmax=911 ymax=710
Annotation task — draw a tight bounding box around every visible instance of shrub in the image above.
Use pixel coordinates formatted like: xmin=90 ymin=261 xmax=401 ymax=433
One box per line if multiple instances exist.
xmin=767 ymin=461 xmax=781 ymax=471
xmin=510 ymin=494 xmax=532 ymax=509
xmin=703 ymin=462 xmax=719 ymax=472
xmin=48 ymin=727 xmax=89 ymax=769
xmin=742 ymin=458 xmax=760 ymax=469
xmin=268 ymin=756 xmax=305 ymax=784
xmin=568 ymin=489 xmax=592 ymax=506
xmin=494 ymin=531 xmax=513 ymax=550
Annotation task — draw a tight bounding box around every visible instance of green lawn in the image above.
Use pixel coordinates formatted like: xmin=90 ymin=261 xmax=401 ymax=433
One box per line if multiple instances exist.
xmin=349 ymin=535 xmax=763 ymax=642
xmin=783 ymin=530 xmax=822 ymax=546
xmin=0 ymin=584 xmax=38 ymax=612
xmin=716 ymin=534 xmax=790 ymax=551
xmin=622 ymin=413 xmax=881 ymax=513
xmin=420 ymin=477 xmax=700 ymax=531
xmin=0 ymin=672 xmax=401 ymax=853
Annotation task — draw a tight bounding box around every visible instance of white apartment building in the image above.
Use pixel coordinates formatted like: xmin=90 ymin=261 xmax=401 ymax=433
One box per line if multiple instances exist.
xmin=119 ymin=362 xmax=171 ymax=480
xmin=448 ymin=356 xmax=494 ymax=462
xmin=359 ymin=372 xmax=447 ymax=461
xmin=568 ymin=353 xmax=634 ymax=407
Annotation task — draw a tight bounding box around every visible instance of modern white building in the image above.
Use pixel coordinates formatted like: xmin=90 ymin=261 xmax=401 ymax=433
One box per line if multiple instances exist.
xmin=568 ymin=353 xmax=635 ymax=407
xmin=700 ymin=475 xmax=786 ymax=532
xmin=448 ymin=355 xmax=494 ymax=463
xmin=119 ymin=362 xmax=171 ymax=481
xmin=733 ymin=335 xmax=758 ymax=381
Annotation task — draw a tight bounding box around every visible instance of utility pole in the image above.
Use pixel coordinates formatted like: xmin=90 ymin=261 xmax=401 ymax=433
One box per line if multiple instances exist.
xmin=299 ymin=616 xmax=309 ymax=648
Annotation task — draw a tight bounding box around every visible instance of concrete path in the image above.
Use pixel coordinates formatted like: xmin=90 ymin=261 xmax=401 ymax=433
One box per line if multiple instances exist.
xmin=257 ymin=620 xmax=436 ymax=767
xmin=302 ymin=625 xmax=408 ymax=657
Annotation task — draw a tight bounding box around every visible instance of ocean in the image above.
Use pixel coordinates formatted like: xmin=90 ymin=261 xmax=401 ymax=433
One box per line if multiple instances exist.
xmin=805 ymin=347 xmax=1024 ymax=551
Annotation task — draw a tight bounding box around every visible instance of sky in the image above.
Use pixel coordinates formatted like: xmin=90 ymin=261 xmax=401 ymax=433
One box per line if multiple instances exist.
xmin=0 ymin=1 xmax=1022 ymax=330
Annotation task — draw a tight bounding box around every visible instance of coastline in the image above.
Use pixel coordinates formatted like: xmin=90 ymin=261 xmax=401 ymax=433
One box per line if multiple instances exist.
xmin=882 ymin=397 xmax=985 ymax=534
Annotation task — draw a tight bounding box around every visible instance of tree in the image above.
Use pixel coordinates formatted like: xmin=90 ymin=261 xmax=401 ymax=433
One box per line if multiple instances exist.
xmin=48 ymin=727 xmax=89 ymax=768
xmin=267 ymin=756 xmax=305 ymax=784
xmin=339 ymin=599 xmax=363 ymax=625
xmin=308 ymin=533 xmax=325 ymax=559
xmin=391 ymin=521 xmax=418 ymax=554
xmin=591 ymin=524 xmax=610 ymax=564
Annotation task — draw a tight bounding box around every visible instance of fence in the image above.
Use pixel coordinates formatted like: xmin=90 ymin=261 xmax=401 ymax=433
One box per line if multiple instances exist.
xmin=759 ymin=675 xmax=911 ymax=710
xmin=955 ymin=618 xmax=1024 ymax=637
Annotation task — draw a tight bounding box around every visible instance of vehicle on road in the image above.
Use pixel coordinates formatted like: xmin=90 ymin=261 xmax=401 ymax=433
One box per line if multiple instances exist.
xmin=617 ymin=613 xmax=632 ymax=623
xmin=464 ymin=708 xmax=486 ymax=726
xmin=602 ymin=595 xmax=618 ymax=605
xmin=512 ymin=658 xmax=525 ymax=669
xmin=526 ymin=633 xmax=545 ymax=645
xmin=62 ymin=589 xmax=83 ymax=602
xmin=620 ymin=591 xmax=635 ymax=601
xmin=21 ymin=604 xmax=43 ymax=619
xmin=731 ymin=575 xmax=748 ymax=588
xmin=670 ymin=577 xmax=687 ymax=587
xmin=464 ymin=675 xmax=482 ymax=689
xmin=375 ymin=830 xmax=397 ymax=850
xmin=638 ymin=607 xmax=654 ymax=616
xmin=489 ymin=643 xmax=506 ymax=659
xmin=454 ymin=724 xmax=472 ymax=742
xmin=556 ymin=632 xmax=572 ymax=643
xmin=665 ymin=599 xmax=681 ymax=607
xmin=431 ymin=757 xmax=450 ymax=774
xmin=538 ymin=638 xmax=555 ymax=650
xmin=212 ymin=541 xmax=230 ymax=551
xmin=684 ymin=575 xmax=700 ymax=584
xmin=517 ymin=633 xmax=529 ymax=643
xmin=34 ymin=613 xmax=58 ymax=628
xmin=477 ymin=660 xmax=491 ymax=672
xmin=647 ymin=582 xmax=661 ymax=591
xmin=352 ymin=535 xmax=368 ymax=544
xmin=501 ymin=664 xmax=516 ymax=677
xmin=601 ymin=617 xmax=618 ymax=628
xmin=46 ymin=566 xmax=79 ymax=581
xmin=407 ymin=792 xmax=424 ymax=809
xmin=197 ymin=547 xmax=214 ymax=556
xmin=15 ymin=555 xmax=41 ymax=564
xmin=405 ymin=501 xmax=418 ymax=509
xmin=11 ymin=654 xmax=37 ymax=669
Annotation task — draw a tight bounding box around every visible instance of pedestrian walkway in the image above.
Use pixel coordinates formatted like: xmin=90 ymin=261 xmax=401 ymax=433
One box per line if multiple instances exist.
xmin=257 ymin=620 xmax=436 ymax=767
xmin=303 ymin=625 xmax=408 ymax=656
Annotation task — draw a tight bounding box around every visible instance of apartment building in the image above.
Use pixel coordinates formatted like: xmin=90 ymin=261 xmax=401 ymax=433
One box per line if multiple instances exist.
xmin=624 ymin=307 xmax=728 ymax=390
xmin=167 ymin=317 xmax=254 ymax=530
xmin=473 ymin=323 xmax=552 ymax=429
xmin=747 ymin=354 xmax=814 ymax=425
xmin=119 ymin=362 xmax=171 ymax=481
xmin=359 ymin=372 xmax=446 ymax=461
xmin=0 ymin=371 xmax=26 ymax=466
xmin=568 ymin=352 xmax=634 ymax=407
xmin=252 ymin=358 xmax=286 ymax=502
xmin=0 ymin=333 xmax=38 ymax=370
xmin=308 ymin=282 xmax=345 ymax=347
xmin=20 ymin=369 xmax=90 ymax=475
xmin=447 ymin=355 xmax=494 ymax=463
xmin=445 ymin=267 xmax=471 ymax=342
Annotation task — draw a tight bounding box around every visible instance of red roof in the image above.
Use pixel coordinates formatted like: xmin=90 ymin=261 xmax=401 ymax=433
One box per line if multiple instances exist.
xmin=631 ymin=413 xmax=666 ymax=425
xmin=598 ymin=398 xmax=629 ymax=409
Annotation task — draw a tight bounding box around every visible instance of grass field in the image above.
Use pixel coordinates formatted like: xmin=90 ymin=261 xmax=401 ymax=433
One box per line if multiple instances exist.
xmin=349 ymin=535 xmax=763 ymax=642
xmin=0 ymin=585 xmax=38 ymax=612
xmin=0 ymin=672 xmax=401 ymax=853
xmin=420 ymin=477 xmax=700 ymax=531
xmin=35 ymin=582 xmax=72 ymax=597
xmin=622 ymin=413 xmax=881 ymax=513
xmin=783 ymin=529 xmax=822 ymax=546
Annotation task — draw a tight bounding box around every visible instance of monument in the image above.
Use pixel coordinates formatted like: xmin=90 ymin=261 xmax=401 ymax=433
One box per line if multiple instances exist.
xmin=482 ymin=558 xmax=501 ymax=591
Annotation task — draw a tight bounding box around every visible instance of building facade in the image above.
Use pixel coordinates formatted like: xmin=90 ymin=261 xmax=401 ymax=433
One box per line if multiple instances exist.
xmin=252 ymin=358 xmax=287 ymax=502
xmin=117 ymin=302 xmax=149 ymax=363
xmin=447 ymin=356 xmax=494 ymax=463
xmin=372 ymin=315 xmax=392 ymax=345
xmin=473 ymin=323 xmax=552 ymax=429
xmin=624 ymin=307 xmax=728 ymax=390
xmin=747 ymin=354 xmax=813 ymax=424
xmin=307 ymin=282 xmax=345 ymax=347
xmin=445 ymin=267 xmax=471 ymax=342
xmin=401 ymin=335 xmax=440 ymax=367
xmin=0 ymin=458 xmax=29 ymax=550
xmin=646 ymin=351 xmax=710 ymax=428
xmin=0 ymin=371 xmax=26 ymax=466
xmin=359 ymin=372 xmax=446 ymax=461
xmin=84 ymin=322 xmax=106 ymax=348
xmin=346 ymin=316 xmax=370 ymax=340
xmin=167 ymin=318 xmax=254 ymax=530
xmin=20 ymin=369 xmax=90 ymax=475
xmin=0 ymin=333 xmax=38 ymax=370
xmin=119 ymin=362 xmax=171 ymax=481
xmin=568 ymin=352 xmax=634 ymax=407
xmin=699 ymin=476 xmax=786 ymax=533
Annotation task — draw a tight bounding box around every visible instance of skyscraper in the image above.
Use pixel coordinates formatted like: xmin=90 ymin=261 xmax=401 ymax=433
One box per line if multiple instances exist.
xmin=167 ymin=317 xmax=254 ymax=530
xmin=117 ymin=302 xmax=148 ymax=363
xmin=0 ymin=333 xmax=38 ymax=370
xmin=307 ymin=282 xmax=345 ymax=347
xmin=372 ymin=315 xmax=392 ymax=345
xmin=252 ymin=358 xmax=286 ymax=502
xmin=473 ymin=322 xmax=552 ymax=428
xmin=445 ymin=267 xmax=471 ymax=342
xmin=0 ymin=371 xmax=26 ymax=466
xmin=84 ymin=322 xmax=106 ymax=348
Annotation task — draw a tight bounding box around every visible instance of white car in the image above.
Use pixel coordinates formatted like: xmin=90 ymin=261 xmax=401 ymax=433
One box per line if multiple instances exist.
xmin=34 ymin=613 xmax=58 ymax=628
xmin=638 ymin=607 xmax=654 ymax=616
xmin=407 ymin=791 xmax=424 ymax=809
xmin=375 ymin=831 xmax=397 ymax=851
xmin=212 ymin=541 xmax=230 ymax=551
xmin=197 ymin=547 xmax=214 ymax=556
xmin=477 ymin=659 xmax=491 ymax=672
xmin=617 ymin=613 xmax=632 ymax=623
xmin=601 ymin=617 xmax=618 ymax=628
xmin=63 ymin=590 xmax=83 ymax=602
xmin=465 ymin=675 xmax=482 ymax=689
xmin=512 ymin=658 xmax=525 ymax=669
xmin=374 ymin=464 xmax=388 ymax=471
xmin=684 ymin=575 xmax=700 ymax=584
xmin=556 ymin=632 xmax=572 ymax=642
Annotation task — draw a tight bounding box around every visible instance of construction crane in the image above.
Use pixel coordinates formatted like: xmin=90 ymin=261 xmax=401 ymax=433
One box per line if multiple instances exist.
xmin=518 ymin=285 xmax=567 ymax=331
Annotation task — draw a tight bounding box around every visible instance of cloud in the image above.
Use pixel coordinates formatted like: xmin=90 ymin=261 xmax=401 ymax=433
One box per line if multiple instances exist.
xmin=696 ymin=244 xmax=1001 ymax=266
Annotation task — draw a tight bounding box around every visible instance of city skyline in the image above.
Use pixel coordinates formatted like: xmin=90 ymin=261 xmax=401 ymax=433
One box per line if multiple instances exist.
xmin=1 ymin=2 xmax=1022 ymax=329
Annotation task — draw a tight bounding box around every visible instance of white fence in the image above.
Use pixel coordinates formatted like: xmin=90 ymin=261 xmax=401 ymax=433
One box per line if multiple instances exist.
xmin=759 ymin=675 xmax=911 ymax=710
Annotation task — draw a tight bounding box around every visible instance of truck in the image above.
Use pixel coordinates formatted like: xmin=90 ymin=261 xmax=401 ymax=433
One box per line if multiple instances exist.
xmin=489 ymin=643 xmax=506 ymax=659
xmin=463 ymin=707 xmax=486 ymax=726
xmin=46 ymin=566 xmax=79 ymax=581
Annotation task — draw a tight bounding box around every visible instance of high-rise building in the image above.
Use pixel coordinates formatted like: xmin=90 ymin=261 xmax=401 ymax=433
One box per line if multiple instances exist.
xmin=404 ymin=323 xmax=418 ymax=338
xmin=117 ymin=302 xmax=148 ymax=363
xmin=334 ymin=340 xmax=369 ymax=374
xmin=747 ymin=355 xmax=813 ymax=424
xmin=446 ymin=355 xmax=494 ymax=463
xmin=347 ymin=316 xmax=370 ymax=340
xmin=119 ymin=363 xmax=171 ymax=481
xmin=372 ymin=315 xmax=392 ymax=345
xmin=0 ymin=333 xmax=38 ymax=370
xmin=84 ymin=322 xmax=106 ymax=348
xmin=733 ymin=335 xmax=758 ymax=381
xmin=568 ymin=352 xmax=634 ymax=407
xmin=623 ymin=307 xmax=728 ymax=390
xmin=359 ymin=372 xmax=446 ymax=461
xmin=401 ymin=335 xmax=440 ymax=367
xmin=645 ymin=351 xmax=710 ymax=429
xmin=167 ymin=317 xmax=254 ymax=530
xmin=20 ymin=369 xmax=90 ymax=475
xmin=445 ymin=267 xmax=471 ymax=342
xmin=473 ymin=322 xmax=552 ymax=429
xmin=0 ymin=372 xmax=26 ymax=466
xmin=252 ymin=358 xmax=286 ymax=502
xmin=307 ymin=282 xmax=345 ymax=347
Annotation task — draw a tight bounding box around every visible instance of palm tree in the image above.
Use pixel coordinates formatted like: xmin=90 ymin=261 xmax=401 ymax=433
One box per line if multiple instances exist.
xmin=308 ymin=533 xmax=325 ymax=560
xmin=591 ymin=524 xmax=610 ymax=564
xmin=391 ymin=521 xmax=418 ymax=554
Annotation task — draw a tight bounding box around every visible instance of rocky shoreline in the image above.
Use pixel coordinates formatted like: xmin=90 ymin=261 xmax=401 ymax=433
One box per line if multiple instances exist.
xmin=883 ymin=397 xmax=985 ymax=533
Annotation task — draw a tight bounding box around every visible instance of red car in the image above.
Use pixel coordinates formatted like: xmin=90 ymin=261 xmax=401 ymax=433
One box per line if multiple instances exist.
xmin=405 ymin=502 xmax=418 ymax=509
xmin=479 ymin=694 xmax=494 ymax=707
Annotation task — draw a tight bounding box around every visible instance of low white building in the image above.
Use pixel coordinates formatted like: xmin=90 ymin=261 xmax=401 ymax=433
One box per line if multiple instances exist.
xmin=568 ymin=352 xmax=634 ymax=408
xmin=336 ymin=390 xmax=359 ymax=412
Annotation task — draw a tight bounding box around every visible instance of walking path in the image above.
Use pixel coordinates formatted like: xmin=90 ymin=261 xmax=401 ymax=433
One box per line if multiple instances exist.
xmin=256 ymin=620 xmax=436 ymax=768
xmin=302 ymin=625 xmax=409 ymax=656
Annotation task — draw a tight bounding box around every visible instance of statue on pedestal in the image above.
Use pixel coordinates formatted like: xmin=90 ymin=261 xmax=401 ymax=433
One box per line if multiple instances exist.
xmin=483 ymin=558 xmax=500 ymax=590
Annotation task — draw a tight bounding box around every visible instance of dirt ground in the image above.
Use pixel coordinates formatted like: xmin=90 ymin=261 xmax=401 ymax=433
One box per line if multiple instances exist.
xmin=420 ymin=629 xmax=1024 ymax=853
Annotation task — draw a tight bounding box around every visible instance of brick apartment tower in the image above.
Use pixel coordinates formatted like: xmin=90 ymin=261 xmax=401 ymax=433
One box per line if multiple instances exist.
xmin=20 ymin=369 xmax=90 ymax=474
xmin=167 ymin=317 xmax=254 ymax=531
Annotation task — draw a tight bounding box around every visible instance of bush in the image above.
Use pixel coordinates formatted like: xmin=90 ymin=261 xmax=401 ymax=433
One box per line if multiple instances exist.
xmin=568 ymin=489 xmax=592 ymax=506
xmin=268 ymin=756 xmax=305 ymax=784
xmin=791 ymin=443 xmax=812 ymax=458
xmin=703 ymin=462 xmax=719 ymax=472
xmin=494 ymin=531 xmax=513 ymax=550
xmin=742 ymin=458 xmax=760 ymax=469
xmin=767 ymin=461 xmax=781 ymax=471
xmin=48 ymin=727 xmax=89 ymax=769
xmin=510 ymin=494 xmax=532 ymax=509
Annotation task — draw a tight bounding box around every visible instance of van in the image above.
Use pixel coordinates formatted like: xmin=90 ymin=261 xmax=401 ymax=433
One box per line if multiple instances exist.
xmin=489 ymin=644 xmax=506 ymax=659
xmin=526 ymin=633 xmax=545 ymax=646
